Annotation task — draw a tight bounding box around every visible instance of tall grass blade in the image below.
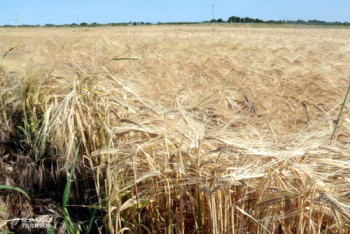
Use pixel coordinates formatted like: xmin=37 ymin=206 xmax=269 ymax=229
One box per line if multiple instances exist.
xmin=62 ymin=144 xmax=80 ymax=207
xmin=0 ymin=185 xmax=30 ymax=201
xmin=62 ymin=144 xmax=81 ymax=233
xmin=2 ymin=46 xmax=18 ymax=59
xmin=86 ymin=208 xmax=97 ymax=234
xmin=331 ymin=84 xmax=350 ymax=141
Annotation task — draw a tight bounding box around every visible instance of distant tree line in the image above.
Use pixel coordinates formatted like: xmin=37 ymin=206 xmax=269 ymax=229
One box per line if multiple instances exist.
xmin=1 ymin=17 xmax=350 ymax=27
xmin=208 ymin=16 xmax=350 ymax=25
xmin=0 ymin=21 xmax=152 ymax=28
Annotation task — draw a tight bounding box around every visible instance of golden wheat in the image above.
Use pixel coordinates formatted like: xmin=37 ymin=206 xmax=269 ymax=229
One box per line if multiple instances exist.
xmin=0 ymin=25 xmax=350 ymax=233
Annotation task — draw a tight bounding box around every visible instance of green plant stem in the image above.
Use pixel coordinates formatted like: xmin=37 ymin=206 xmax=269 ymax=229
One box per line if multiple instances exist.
xmin=62 ymin=144 xmax=81 ymax=234
xmin=331 ymin=84 xmax=350 ymax=141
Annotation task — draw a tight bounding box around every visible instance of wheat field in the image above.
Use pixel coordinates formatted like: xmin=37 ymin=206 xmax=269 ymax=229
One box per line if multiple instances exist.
xmin=0 ymin=25 xmax=350 ymax=233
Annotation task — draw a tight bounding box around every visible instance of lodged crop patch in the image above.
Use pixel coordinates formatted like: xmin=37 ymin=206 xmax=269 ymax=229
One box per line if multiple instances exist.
xmin=0 ymin=25 xmax=350 ymax=233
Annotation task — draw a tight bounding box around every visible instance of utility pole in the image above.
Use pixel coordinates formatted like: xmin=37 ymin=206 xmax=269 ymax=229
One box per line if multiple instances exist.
xmin=212 ymin=4 xmax=215 ymax=21
xmin=211 ymin=4 xmax=215 ymax=31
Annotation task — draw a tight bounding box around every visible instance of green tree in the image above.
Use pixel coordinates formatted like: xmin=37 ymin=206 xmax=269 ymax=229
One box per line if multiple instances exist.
xmin=91 ymin=22 xmax=99 ymax=27
xmin=244 ymin=17 xmax=253 ymax=23
xmin=80 ymin=22 xmax=88 ymax=27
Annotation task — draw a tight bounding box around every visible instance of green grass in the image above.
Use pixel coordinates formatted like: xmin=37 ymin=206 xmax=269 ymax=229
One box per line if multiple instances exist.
xmin=62 ymin=144 xmax=81 ymax=234
xmin=331 ymin=84 xmax=350 ymax=142
xmin=0 ymin=185 xmax=30 ymax=201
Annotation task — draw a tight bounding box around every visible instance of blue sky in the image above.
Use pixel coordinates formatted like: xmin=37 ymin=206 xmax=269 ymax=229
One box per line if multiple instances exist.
xmin=1 ymin=0 xmax=350 ymax=25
